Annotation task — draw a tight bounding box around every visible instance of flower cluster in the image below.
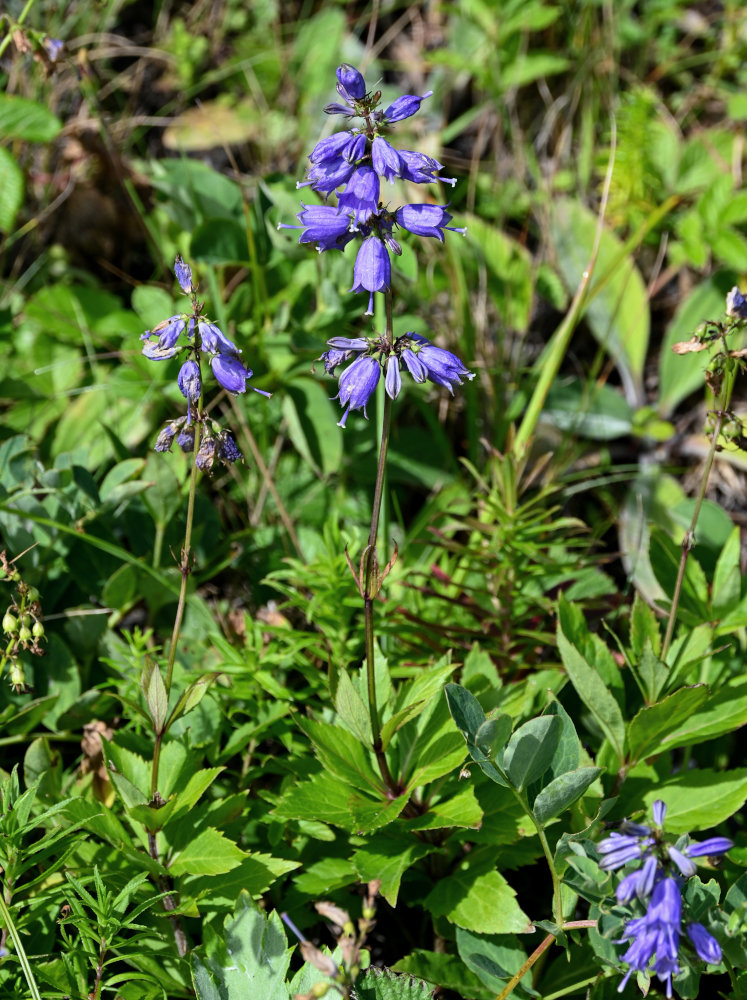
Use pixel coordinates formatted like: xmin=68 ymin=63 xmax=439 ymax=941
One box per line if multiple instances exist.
xmin=141 ymin=257 xmax=270 ymax=468
xmin=279 ymin=64 xmax=466 ymax=315
xmin=597 ymin=800 xmax=731 ymax=997
xmin=319 ymin=332 xmax=474 ymax=427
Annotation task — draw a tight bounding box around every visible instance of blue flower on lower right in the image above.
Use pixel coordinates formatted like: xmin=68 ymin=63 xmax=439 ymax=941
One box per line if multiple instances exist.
xmin=596 ymin=800 xmax=732 ymax=998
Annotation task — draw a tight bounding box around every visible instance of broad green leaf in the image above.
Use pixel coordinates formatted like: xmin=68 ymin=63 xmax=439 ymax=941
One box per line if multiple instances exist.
xmin=0 ymin=147 xmax=23 ymax=231
xmin=187 ymin=855 xmax=300 ymax=907
xmin=633 ymin=644 xmax=669 ymax=704
xmin=104 ymin=740 xmax=151 ymax=797
xmin=639 ymin=768 xmax=747 ymax=832
xmin=191 ymin=891 xmax=292 ymax=1000
xmin=0 ymin=94 xmax=62 ymax=141
xmin=630 ymin=592 xmax=662 ymax=659
xmin=169 ymin=826 xmax=245 ymax=876
xmin=424 ymin=860 xmax=530 ymax=934
xmin=444 ymin=683 xmax=508 ymax=786
xmin=282 ymin=379 xmax=343 ymax=477
xmin=475 ymin=714 xmax=512 ymax=762
xmin=542 ymin=378 xmax=633 ymax=440
xmin=353 ymin=835 xmax=435 ymax=906
xmin=655 ymin=678 xmax=747 ymax=753
xmin=167 ymin=767 xmax=224 ymax=820
xmin=556 ymin=624 xmax=626 ymax=763
xmin=293 ymin=856 xmax=357 ymax=895
xmin=502 ymin=716 xmax=560 ymax=791
xmin=191 ymin=218 xmax=250 ymax=264
xmin=456 ymin=928 xmax=537 ymax=998
xmin=627 ymin=686 xmax=709 ymax=762
xmin=543 ymin=700 xmax=581 ymax=779
xmin=551 ymin=199 xmax=649 ymax=399
xmin=464 ymin=216 xmax=532 ymax=332
xmin=404 ymin=785 xmax=483 ymax=832
xmin=532 ymin=767 xmax=603 ymax=824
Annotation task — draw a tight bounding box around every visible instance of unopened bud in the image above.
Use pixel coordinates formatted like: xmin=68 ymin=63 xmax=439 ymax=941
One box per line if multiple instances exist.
xmin=3 ymin=613 xmax=18 ymax=634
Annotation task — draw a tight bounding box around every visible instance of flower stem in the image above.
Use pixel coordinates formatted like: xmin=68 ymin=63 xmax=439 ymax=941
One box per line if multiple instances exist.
xmin=661 ymin=354 xmax=736 ymax=661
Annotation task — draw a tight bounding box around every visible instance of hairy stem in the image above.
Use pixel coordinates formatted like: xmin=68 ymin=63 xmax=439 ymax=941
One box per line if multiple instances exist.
xmin=661 ymin=354 xmax=736 ymax=661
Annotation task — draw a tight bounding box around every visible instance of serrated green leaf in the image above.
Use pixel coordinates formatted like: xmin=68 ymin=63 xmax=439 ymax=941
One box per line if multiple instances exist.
xmin=335 ymin=667 xmax=372 ymax=745
xmin=638 ymin=768 xmax=747 ymax=832
xmin=654 ymin=678 xmax=747 ymax=752
xmin=627 ymin=686 xmax=709 ymax=762
xmin=631 ymin=593 xmax=662 ymax=659
xmin=532 ymin=767 xmax=603 ymax=824
xmin=297 ymin=717 xmax=382 ymax=795
xmin=355 ymin=967 xmax=434 ymax=1000
xmin=169 ymin=827 xmax=246 ymax=876
xmin=353 ymin=835 xmax=435 ymax=906
xmin=424 ymin=860 xmax=530 ymax=934
xmin=191 ymin=891 xmax=292 ymax=1000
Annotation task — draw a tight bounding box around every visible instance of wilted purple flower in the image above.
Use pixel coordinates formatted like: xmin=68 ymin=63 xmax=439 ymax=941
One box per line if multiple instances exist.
xmin=372 ymin=137 xmax=402 ymax=184
xmin=686 ymin=923 xmax=722 ymax=965
xmin=178 ymin=360 xmax=201 ymax=422
xmin=154 ymin=420 xmax=181 ymax=453
xmin=174 ymin=255 xmax=193 ymax=294
xmin=726 ymin=286 xmax=747 ymax=319
xmin=395 ymin=204 xmax=467 ymax=242
xmin=338 ymin=167 xmax=380 ymax=226
xmin=196 ymin=435 xmax=217 ymax=471
xmin=278 ymin=204 xmax=355 ymax=253
xmin=177 ymin=425 xmax=195 ymax=452
xmin=383 ymin=90 xmax=433 ymax=123
xmin=398 ymin=150 xmax=456 ymax=187
xmin=217 ymin=431 xmax=242 ymax=464
xmin=42 ymin=37 xmax=64 ymax=62
xmin=336 ymin=63 xmax=367 ymax=103
xmin=141 ymin=316 xmax=186 ymax=360
xmin=351 ymin=236 xmax=391 ymax=314
xmin=198 ymin=321 xmax=239 ymax=355
xmin=335 ymin=354 xmax=380 ymax=427
xmin=410 ymin=334 xmax=475 ymax=394
xmin=617 ymin=878 xmax=682 ymax=998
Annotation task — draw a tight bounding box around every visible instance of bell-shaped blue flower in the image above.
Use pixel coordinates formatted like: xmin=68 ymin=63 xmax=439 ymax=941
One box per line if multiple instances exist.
xmin=336 ymin=63 xmax=366 ymax=102
xmin=278 ymin=203 xmax=355 ymax=253
xmin=372 ymin=137 xmax=402 ymax=183
xmin=686 ymin=923 xmax=722 ymax=965
xmin=174 ymin=255 xmax=193 ymax=294
xmin=335 ymin=354 xmax=380 ymax=427
xmin=395 ymin=203 xmax=467 ymax=242
xmin=410 ymin=334 xmax=474 ymax=394
xmin=398 ymin=150 xmax=456 ymax=186
xmin=337 ymin=166 xmax=380 ymax=226
xmin=211 ymin=354 xmax=251 ymax=393
xmin=198 ymin=322 xmax=239 ymax=355
xmin=385 ymin=355 xmax=401 ymax=399
xmin=383 ymin=90 xmax=433 ymax=123
xmin=178 ymin=360 xmax=201 ymax=422
xmin=351 ymin=235 xmax=390 ymax=315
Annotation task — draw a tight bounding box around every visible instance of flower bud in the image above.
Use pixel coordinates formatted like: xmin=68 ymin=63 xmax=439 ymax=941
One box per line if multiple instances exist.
xmin=3 ymin=613 xmax=18 ymax=634
xmin=19 ymin=625 xmax=32 ymax=643
xmin=32 ymin=621 xmax=45 ymax=639
xmin=9 ymin=664 xmax=25 ymax=688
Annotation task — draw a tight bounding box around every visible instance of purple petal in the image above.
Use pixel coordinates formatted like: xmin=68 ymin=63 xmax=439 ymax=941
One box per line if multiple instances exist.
xmin=211 ymin=354 xmax=251 ymax=393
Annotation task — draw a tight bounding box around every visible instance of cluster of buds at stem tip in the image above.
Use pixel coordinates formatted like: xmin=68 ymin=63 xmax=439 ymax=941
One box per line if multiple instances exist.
xmin=282 ymin=881 xmax=381 ymax=1000
xmin=1 ymin=551 xmax=45 ymax=691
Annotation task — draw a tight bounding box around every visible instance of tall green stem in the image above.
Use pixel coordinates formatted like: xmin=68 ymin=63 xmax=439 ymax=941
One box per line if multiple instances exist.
xmin=363 ymin=290 xmax=396 ymax=789
xmin=661 ymin=354 xmax=736 ymax=661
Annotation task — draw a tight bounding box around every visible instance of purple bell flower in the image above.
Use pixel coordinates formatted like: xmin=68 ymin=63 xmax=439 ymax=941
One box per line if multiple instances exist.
xmin=385 ymin=355 xmax=401 ymax=399
xmin=383 ymin=90 xmax=433 ymax=124
xmin=337 ymin=166 xmax=380 ymax=226
xmin=174 ymin=255 xmax=193 ymax=294
xmin=401 ymin=347 xmax=427 ymax=383
xmin=300 ymin=156 xmax=356 ymax=194
xmin=616 ymin=855 xmax=658 ymax=904
xmin=351 ymin=235 xmax=391 ymax=315
xmin=598 ymin=832 xmax=653 ymax=871
xmin=278 ymin=203 xmax=355 ymax=253
xmin=398 ymin=150 xmax=456 ymax=187
xmin=372 ymin=137 xmax=402 ymax=183
xmin=336 ymin=63 xmax=367 ymax=102
xmin=410 ymin=334 xmax=475 ymax=394
xmin=198 ymin=322 xmax=239 ymax=355
xmin=335 ymin=354 xmax=380 ymax=427
xmin=211 ymin=354 xmax=251 ymax=393
xmin=667 ymin=846 xmax=697 ymax=878
xmin=617 ymin=878 xmax=682 ymax=999
xmin=309 ymin=131 xmax=361 ymax=165
xmin=686 ymin=923 xmax=722 ymax=965
xmin=395 ymin=203 xmax=467 ymax=242
xmin=324 ymin=101 xmax=356 ymax=117
xmin=684 ymin=837 xmax=733 ymax=859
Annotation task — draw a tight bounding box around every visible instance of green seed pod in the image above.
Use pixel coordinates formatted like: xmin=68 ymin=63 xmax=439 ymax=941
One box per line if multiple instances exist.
xmin=312 ymin=984 xmax=329 ymax=998
xmin=9 ymin=663 xmax=25 ymax=688
xmin=26 ymin=587 xmax=40 ymax=603
xmin=18 ymin=625 xmax=32 ymax=643
xmin=10 ymin=570 xmax=20 ymax=583
xmin=32 ymin=621 xmax=45 ymax=639
xmin=3 ymin=613 xmax=18 ymax=634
